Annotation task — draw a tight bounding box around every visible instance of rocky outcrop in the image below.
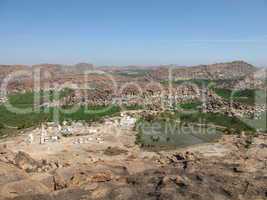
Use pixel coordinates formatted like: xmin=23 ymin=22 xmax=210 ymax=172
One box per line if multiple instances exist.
xmin=14 ymin=151 xmax=40 ymax=172
xmin=149 ymin=61 xmax=257 ymax=81
xmin=0 ymin=180 xmax=50 ymax=199
xmin=30 ymin=173 xmax=56 ymax=191
xmin=0 ymin=145 xmax=16 ymax=164
xmin=0 ymin=162 xmax=29 ymax=186
xmin=0 ymin=134 xmax=266 ymax=200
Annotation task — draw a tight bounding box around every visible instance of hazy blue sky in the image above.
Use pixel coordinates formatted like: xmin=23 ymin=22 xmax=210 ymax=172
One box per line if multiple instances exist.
xmin=0 ymin=0 xmax=267 ymax=66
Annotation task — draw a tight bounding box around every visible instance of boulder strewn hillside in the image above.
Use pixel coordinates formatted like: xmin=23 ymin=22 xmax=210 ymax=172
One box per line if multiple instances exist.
xmin=149 ymin=61 xmax=257 ymax=80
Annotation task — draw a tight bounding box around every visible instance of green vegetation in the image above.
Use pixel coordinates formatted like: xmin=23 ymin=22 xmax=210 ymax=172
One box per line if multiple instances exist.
xmin=179 ymin=101 xmax=202 ymax=110
xmin=214 ymin=88 xmax=266 ymax=105
xmin=243 ymin=112 xmax=267 ymax=132
xmin=0 ymin=122 xmax=5 ymax=136
xmin=0 ymin=105 xmax=120 ymax=132
xmin=0 ymin=122 xmax=4 ymax=129
xmin=0 ymin=91 xmax=120 ymax=137
xmin=138 ymin=111 xmax=256 ymax=134
xmin=8 ymin=88 xmax=73 ymax=109
xmin=53 ymin=106 xmax=120 ymax=122
xmin=135 ymin=109 xmax=258 ymax=149
xmin=124 ymin=104 xmax=144 ymax=110
xmin=213 ymin=88 xmax=232 ymax=99
xmin=175 ymin=112 xmax=255 ymax=133
xmin=135 ymin=110 xmax=258 ymax=148
xmin=160 ymin=78 xmax=266 ymax=106
xmin=58 ymin=88 xmax=74 ymax=99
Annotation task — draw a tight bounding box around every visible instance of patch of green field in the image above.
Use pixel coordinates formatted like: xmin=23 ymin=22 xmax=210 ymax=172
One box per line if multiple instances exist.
xmin=8 ymin=88 xmax=73 ymax=109
xmin=214 ymin=88 xmax=266 ymax=105
xmin=0 ymin=105 xmax=120 ymax=133
xmin=179 ymin=101 xmax=202 ymax=110
xmin=53 ymin=106 xmax=120 ymax=123
xmin=140 ymin=111 xmax=256 ymax=133
xmin=213 ymin=88 xmax=232 ymax=99
xmin=176 ymin=112 xmax=255 ymax=133
xmin=0 ymin=91 xmax=120 ymax=137
xmin=124 ymin=104 xmax=144 ymax=110
xmin=188 ymin=79 xmax=214 ymax=87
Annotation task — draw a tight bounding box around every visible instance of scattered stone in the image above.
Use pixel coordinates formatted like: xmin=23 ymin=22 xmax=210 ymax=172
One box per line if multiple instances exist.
xmin=103 ymin=147 xmax=128 ymax=156
xmin=90 ymin=172 xmax=112 ymax=182
xmin=14 ymin=151 xmax=40 ymax=172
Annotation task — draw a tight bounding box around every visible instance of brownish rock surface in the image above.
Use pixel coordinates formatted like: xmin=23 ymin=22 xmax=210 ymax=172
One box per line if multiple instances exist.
xmin=0 ymin=180 xmax=49 ymax=199
xmin=14 ymin=151 xmax=40 ymax=172
xmin=0 ymin=162 xmax=29 ymax=186
xmin=0 ymin=132 xmax=266 ymax=200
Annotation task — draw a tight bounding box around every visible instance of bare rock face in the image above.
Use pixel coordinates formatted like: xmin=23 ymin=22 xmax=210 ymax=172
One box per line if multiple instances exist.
xmin=52 ymin=167 xmax=76 ymax=190
xmin=103 ymin=146 xmax=128 ymax=156
xmin=53 ymin=164 xmax=129 ymax=190
xmin=0 ymin=145 xmax=16 ymax=164
xmin=0 ymin=162 xmax=29 ymax=186
xmin=10 ymin=188 xmax=90 ymax=200
xmin=30 ymin=173 xmax=56 ymax=191
xmin=14 ymin=151 xmax=40 ymax=172
xmin=0 ymin=134 xmax=266 ymax=200
xmin=51 ymin=188 xmax=90 ymax=200
xmin=0 ymin=180 xmax=50 ymax=199
xmin=3 ymin=194 xmax=53 ymax=200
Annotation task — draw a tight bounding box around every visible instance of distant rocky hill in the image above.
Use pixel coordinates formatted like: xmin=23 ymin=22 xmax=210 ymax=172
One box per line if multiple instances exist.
xmin=0 ymin=63 xmax=96 ymax=77
xmin=74 ymin=63 xmax=95 ymax=72
xmin=32 ymin=63 xmax=95 ymax=73
xmin=0 ymin=65 xmax=31 ymax=89
xmin=0 ymin=65 xmax=30 ymax=79
xmin=148 ymin=61 xmax=257 ymax=80
xmin=0 ymin=61 xmax=262 ymax=92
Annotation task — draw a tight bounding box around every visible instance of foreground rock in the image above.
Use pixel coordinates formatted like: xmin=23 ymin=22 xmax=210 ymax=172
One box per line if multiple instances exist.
xmin=0 ymin=180 xmax=50 ymax=199
xmin=0 ymin=130 xmax=266 ymax=199
xmin=0 ymin=162 xmax=29 ymax=186
xmin=14 ymin=151 xmax=40 ymax=172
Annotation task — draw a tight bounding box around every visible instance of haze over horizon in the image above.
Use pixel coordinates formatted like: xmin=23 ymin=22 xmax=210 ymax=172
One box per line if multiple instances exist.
xmin=0 ymin=0 xmax=267 ymax=66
